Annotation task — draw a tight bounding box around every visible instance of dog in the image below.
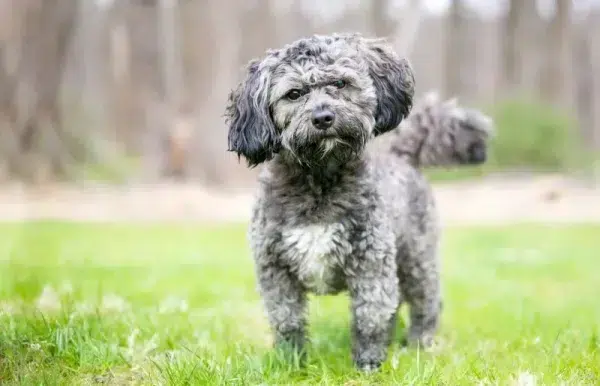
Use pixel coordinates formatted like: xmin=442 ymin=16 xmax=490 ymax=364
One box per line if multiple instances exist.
xmin=225 ymin=33 xmax=491 ymax=371
xmin=385 ymin=91 xmax=494 ymax=168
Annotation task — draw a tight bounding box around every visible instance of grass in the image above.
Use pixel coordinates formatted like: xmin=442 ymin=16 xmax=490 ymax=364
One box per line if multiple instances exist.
xmin=0 ymin=222 xmax=599 ymax=385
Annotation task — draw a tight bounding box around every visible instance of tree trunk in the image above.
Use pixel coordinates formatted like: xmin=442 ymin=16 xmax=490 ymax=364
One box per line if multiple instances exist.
xmin=0 ymin=0 xmax=80 ymax=182
xmin=501 ymin=0 xmax=520 ymax=93
xmin=540 ymin=0 xmax=574 ymax=109
xmin=391 ymin=0 xmax=423 ymax=57
xmin=190 ymin=0 xmax=242 ymax=185
xmin=371 ymin=0 xmax=392 ymax=38
xmin=445 ymin=0 xmax=467 ymax=97
xmin=589 ymin=11 xmax=600 ymax=188
xmin=498 ymin=0 xmax=542 ymax=98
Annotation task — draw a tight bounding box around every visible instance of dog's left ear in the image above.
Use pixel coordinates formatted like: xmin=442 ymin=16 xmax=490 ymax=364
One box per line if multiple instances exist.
xmin=360 ymin=39 xmax=415 ymax=136
xmin=225 ymin=59 xmax=279 ymax=167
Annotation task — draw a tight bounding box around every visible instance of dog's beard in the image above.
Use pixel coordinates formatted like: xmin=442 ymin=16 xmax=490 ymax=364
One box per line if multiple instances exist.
xmin=281 ymin=115 xmax=372 ymax=168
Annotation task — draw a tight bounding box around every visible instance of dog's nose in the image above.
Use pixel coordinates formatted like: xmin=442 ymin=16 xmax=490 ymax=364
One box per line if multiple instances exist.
xmin=311 ymin=109 xmax=335 ymax=130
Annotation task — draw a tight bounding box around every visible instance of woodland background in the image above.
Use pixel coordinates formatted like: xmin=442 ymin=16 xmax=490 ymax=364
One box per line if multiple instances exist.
xmin=0 ymin=0 xmax=599 ymax=193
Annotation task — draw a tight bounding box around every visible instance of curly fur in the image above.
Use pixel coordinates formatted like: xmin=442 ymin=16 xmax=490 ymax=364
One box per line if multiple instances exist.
xmin=387 ymin=91 xmax=495 ymax=167
xmin=224 ymin=33 xmax=481 ymax=371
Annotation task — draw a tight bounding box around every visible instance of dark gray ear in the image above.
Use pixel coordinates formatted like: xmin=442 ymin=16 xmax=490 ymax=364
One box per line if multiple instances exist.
xmin=361 ymin=39 xmax=415 ymax=136
xmin=225 ymin=60 xmax=279 ymax=167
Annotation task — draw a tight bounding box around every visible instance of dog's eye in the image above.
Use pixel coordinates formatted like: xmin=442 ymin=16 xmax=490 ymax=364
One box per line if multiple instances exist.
xmin=333 ymin=80 xmax=346 ymax=89
xmin=286 ymin=89 xmax=304 ymax=101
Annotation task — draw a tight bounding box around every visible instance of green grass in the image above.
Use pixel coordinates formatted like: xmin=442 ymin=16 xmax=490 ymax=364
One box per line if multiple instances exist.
xmin=0 ymin=222 xmax=599 ymax=385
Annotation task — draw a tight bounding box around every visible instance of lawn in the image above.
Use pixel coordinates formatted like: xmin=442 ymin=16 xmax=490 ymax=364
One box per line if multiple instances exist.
xmin=0 ymin=222 xmax=599 ymax=385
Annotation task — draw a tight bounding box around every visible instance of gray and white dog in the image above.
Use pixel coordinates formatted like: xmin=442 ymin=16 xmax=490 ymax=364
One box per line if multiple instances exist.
xmin=225 ymin=33 xmax=491 ymax=371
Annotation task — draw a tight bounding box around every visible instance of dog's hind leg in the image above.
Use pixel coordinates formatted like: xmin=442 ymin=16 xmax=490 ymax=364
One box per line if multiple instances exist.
xmin=397 ymin=242 xmax=442 ymax=349
xmin=257 ymin=261 xmax=308 ymax=360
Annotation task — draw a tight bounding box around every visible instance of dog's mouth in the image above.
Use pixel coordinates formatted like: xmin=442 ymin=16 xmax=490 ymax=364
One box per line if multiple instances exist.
xmin=313 ymin=131 xmax=359 ymax=151
xmin=311 ymin=128 xmax=361 ymax=143
xmin=285 ymin=134 xmax=364 ymax=167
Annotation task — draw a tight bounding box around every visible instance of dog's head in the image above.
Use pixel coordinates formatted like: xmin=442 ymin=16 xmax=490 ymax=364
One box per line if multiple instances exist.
xmin=225 ymin=33 xmax=415 ymax=167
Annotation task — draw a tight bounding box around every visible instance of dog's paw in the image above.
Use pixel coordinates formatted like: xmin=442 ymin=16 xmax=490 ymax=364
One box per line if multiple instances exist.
xmin=355 ymin=359 xmax=382 ymax=373
xmin=352 ymin=344 xmax=387 ymax=372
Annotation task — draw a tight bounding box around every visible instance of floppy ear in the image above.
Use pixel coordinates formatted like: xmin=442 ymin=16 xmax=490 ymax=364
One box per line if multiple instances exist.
xmin=225 ymin=60 xmax=279 ymax=167
xmin=360 ymin=39 xmax=415 ymax=136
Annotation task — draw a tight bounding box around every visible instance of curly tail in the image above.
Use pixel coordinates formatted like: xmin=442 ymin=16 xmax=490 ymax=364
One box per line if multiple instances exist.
xmin=388 ymin=91 xmax=495 ymax=167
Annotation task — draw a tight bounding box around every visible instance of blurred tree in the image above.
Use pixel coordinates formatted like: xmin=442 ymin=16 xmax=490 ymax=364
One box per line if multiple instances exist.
xmin=274 ymin=0 xmax=312 ymax=44
xmin=501 ymin=0 xmax=520 ymax=92
xmin=593 ymin=12 xmax=600 ymax=188
xmin=0 ymin=0 xmax=82 ymax=182
xmin=445 ymin=0 xmax=467 ymax=97
xmin=371 ymin=0 xmax=392 ymax=37
xmin=396 ymin=0 xmax=423 ymax=57
xmin=107 ymin=1 xmax=136 ymax=154
xmin=499 ymin=0 xmax=543 ymax=97
xmin=157 ymin=0 xmax=190 ymax=180
xmin=189 ymin=0 xmax=244 ymax=185
xmin=237 ymin=0 xmax=276 ymax=65
xmin=535 ymin=0 xmax=578 ymax=180
xmin=158 ymin=0 xmax=183 ymax=109
xmin=574 ymin=10 xmax=594 ymax=154
xmin=577 ymin=9 xmax=600 ymax=187
xmin=540 ymin=0 xmax=574 ymax=109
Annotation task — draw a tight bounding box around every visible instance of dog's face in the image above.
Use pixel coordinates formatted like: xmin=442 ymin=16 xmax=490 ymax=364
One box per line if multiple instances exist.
xmin=225 ymin=34 xmax=415 ymax=167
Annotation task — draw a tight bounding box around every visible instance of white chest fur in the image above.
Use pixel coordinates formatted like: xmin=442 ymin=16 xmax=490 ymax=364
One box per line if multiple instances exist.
xmin=281 ymin=223 xmax=350 ymax=294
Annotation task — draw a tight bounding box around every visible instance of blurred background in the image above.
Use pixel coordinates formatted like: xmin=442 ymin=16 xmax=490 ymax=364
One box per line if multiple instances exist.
xmin=0 ymin=0 xmax=599 ymax=223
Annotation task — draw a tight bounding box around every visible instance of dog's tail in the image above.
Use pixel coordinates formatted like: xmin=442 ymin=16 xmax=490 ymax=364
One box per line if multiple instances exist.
xmin=389 ymin=91 xmax=495 ymax=167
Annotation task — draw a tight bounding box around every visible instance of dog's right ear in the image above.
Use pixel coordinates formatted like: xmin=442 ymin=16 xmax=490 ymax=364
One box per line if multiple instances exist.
xmin=225 ymin=60 xmax=279 ymax=167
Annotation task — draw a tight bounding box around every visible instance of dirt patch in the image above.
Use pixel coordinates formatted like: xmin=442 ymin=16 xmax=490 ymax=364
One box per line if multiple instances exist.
xmin=432 ymin=174 xmax=600 ymax=225
xmin=0 ymin=174 xmax=598 ymax=225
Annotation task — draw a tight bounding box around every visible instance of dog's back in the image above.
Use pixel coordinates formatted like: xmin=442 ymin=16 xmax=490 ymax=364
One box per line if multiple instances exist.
xmin=370 ymin=151 xmax=440 ymax=244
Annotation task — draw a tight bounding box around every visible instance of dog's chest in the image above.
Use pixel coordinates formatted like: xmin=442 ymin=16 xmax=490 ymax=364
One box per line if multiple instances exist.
xmin=280 ymin=223 xmax=352 ymax=294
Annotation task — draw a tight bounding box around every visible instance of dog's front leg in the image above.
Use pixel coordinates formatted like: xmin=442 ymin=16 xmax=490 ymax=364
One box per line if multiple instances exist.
xmin=347 ymin=252 xmax=399 ymax=371
xmin=257 ymin=261 xmax=308 ymax=359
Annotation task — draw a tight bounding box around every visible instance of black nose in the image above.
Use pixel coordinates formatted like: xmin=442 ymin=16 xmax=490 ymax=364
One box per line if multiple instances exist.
xmin=311 ymin=109 xmax=335 ymax=130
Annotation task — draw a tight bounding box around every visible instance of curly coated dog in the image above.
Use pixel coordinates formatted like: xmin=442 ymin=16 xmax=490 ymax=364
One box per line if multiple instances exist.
xmin=225 ymin=33 xmax=493 ymax=371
